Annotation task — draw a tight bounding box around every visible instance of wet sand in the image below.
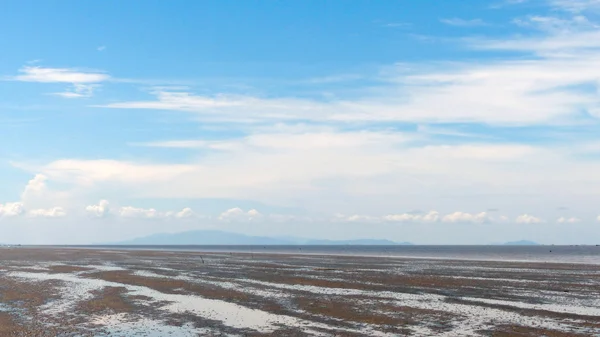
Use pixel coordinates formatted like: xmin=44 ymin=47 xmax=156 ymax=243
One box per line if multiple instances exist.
xmin=0 ymin=247 xmax=599 ymax=336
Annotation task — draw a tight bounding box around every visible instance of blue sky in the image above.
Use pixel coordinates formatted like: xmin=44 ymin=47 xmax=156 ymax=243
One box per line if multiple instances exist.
xmin=2 ymin=0 xmax=600 ymax=244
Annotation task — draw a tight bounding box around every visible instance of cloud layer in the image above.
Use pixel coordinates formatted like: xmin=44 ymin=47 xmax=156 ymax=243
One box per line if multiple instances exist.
xmin=3 ymin=0 xmax=600 ymax=245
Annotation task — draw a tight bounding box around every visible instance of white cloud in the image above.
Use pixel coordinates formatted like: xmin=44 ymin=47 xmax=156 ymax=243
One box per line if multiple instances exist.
xmin=0 ymin=202 xmax=25 ymax=217
xmin=91 ymin=9 xmax=600 ymax=127
xmin=52 ymin=83 xmax=98 ymax=99
xmin=515 ymin=214 xmax=544 ymax=224
xmin=2 ymin=175 xmax=69 ymax=219
xmin=15 ymin=66 xmax=108 ymax=83
xmin=35 ymin=159 xmax=195 ymax=186
xmin=133 ymin=140 xmax=214 ymax=149
xmin=218 ymin=207 xmax=262 ymax=221
xmin=99 ymin=91 xmax=330 ymax=123
xmin=23 ymin=131 xmax=406 ymax=200
xmin=14 ymin=65 xmax=109 ymax=99
xmin=383 ymin=211 xmax=440 ymax=223
xmin=412 ymin=144 xmax=535 ymax=161
xmin=218 ymin=207 xmax=243 ymax=220
xmin=85 ymin=201 xmax=199 ymax=220
xmin=8 ymin=3 xmax=600 ymax=228
xmin=24 ymin=129 xmax=545 ymax=204
xmin=550 ymin=0 xmax=600 ymax=12
xmin=557 ymin=216 xmax=582 ymax=223
xmin=476 ymin=30 xmax=600 ymax=53
xmin=442 ymin=211 xmax=491 ymax=223
xmin=172 ymin=207 xmax=197 ymax=219
xmin=512 ymin=15 xmax=594 ymax=33
xmin=16 ymin=121 xmax=600 ymax=221
xmin=28 ymin=207 xmax=67 ymax=218
xmin=473 ymin=10 xmax=600 ymax=54
xmin=336 ymin=211 xmax=501 ymax=224
xmin=21 ymin=174 xmax=48 ymax=200
xmin=247 ymin=209 xmax=262 ymax=220
xmin=342 ymin=214 xmax=380 ymax=223
xmin=85 ymin=200 xmax=110 ymax=218
xmin=99 ymin=52 xmax=600 ymax=126
xmin=440 ymin=18 xmax=488 ymax=26
xmin=118 ymin=206 xmax=161 ymax=219
xmin=135 ymin=130 xmax=411 ymax=151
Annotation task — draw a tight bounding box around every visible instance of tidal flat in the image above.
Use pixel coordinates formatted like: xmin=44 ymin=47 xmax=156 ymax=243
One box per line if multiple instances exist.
xmin=0 ymin=248 xmax=599 ymax=336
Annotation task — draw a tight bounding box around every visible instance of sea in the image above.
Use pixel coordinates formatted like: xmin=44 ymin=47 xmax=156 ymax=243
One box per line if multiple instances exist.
xmin=61 ymin=244 xmax=600 ymax=265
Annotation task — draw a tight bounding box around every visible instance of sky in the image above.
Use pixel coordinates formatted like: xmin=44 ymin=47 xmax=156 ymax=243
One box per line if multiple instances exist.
xmin=2 ymin=0 xmax=600 ymax=244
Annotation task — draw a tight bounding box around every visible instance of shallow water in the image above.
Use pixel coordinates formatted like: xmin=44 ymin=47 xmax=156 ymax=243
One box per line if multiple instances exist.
xmin=1 ymin=248 xmax=599 ymax=336
xmin=60 ymin=244 xmax=600 ymax=264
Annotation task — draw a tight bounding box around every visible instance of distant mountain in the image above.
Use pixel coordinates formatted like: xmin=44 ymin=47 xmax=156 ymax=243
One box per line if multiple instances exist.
xmin=116 ymin=230 xmax=291 ymax=245
xmin=503 ymin=240 xmax=539 ymax=246
xmin=113 ymin=230 xmax=410 ymax=246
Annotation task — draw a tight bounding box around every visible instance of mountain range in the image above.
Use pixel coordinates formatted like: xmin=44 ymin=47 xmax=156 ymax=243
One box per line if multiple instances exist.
xmin=113 ymin=230 xmax=412 ymax=245
xmin=108 ymin=230 xmax=543 ymax=246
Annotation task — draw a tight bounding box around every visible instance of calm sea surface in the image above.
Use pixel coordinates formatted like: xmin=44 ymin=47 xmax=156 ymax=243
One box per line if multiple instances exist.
xmin=59 ymin=245 xmax=600 ymax=265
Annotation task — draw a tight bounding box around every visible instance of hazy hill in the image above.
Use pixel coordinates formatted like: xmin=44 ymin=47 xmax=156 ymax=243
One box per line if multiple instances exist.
xmin=114 ymin=230 xmax=411 ymax=245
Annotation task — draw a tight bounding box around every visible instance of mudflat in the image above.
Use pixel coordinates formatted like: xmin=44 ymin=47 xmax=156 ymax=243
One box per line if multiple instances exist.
xmin=0 ymin=247 xmax=598 ymax=336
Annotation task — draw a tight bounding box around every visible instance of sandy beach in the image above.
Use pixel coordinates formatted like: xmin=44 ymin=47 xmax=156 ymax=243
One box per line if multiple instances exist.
xmin=0 ymin=247 xmax=599 ymax=336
